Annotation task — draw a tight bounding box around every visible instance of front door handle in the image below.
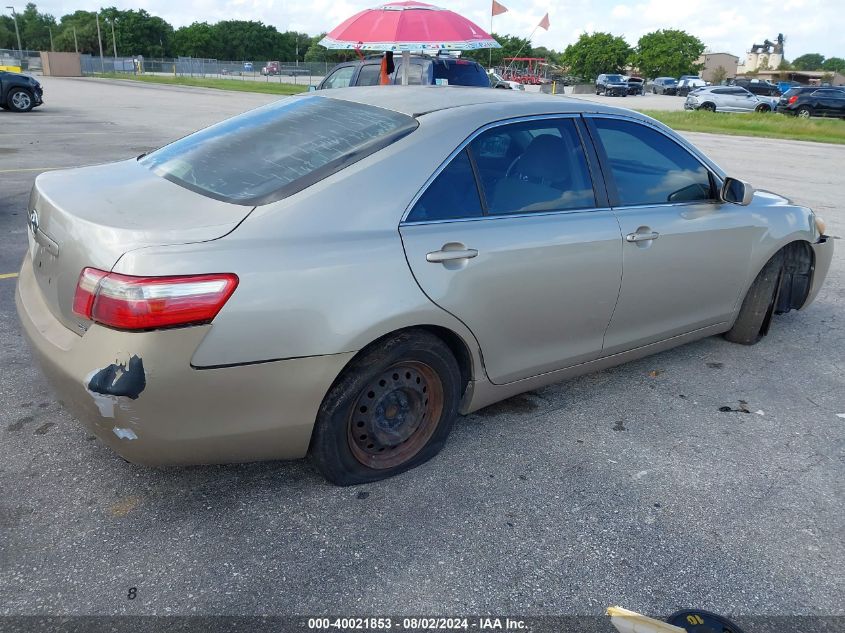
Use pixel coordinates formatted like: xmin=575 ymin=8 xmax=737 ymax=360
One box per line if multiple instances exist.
xmin=426 ymin=248 xmax=478 ymax=263
xmin=626 ymin=231 xmax=660 ymax=242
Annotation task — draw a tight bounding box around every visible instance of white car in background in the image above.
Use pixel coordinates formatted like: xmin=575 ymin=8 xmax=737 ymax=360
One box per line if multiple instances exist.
xmin=489 ymin=72 xmax=525 ymax=91
xmin=685 ymin=86 xmax=778 ymax=112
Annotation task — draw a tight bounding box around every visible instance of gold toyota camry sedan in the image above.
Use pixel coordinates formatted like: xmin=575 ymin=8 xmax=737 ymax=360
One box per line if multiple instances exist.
xmin=16 ymin=87 xmax=832 ymax=485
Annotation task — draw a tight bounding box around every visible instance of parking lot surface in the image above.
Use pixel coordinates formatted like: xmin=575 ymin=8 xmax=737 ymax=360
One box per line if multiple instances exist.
xmin=1 ymin=77 xmax=843 ymax=618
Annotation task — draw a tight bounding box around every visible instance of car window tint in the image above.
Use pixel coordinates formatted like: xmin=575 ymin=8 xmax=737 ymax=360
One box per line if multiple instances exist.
xmin=324 ymin=66 xmax=354 ymax=89
xmin=592 ymin=118 xmax=713 ymax=206
xmin=394 ymin=62 xmax=425 ymax=85
xmin=470 ymin=119 xmax=595 ymax=215
xmin=433 ymin=60 xmax=490 ymax=87
xmin=406 ymin=149 xmax=482 ymax=222
xmin=712 ymin=88 xmax=728 ymax=94
xmin=142 ymin=96 xmax=418 ymax=206
xmin=356 ymin=64 xmax=381 ymax=86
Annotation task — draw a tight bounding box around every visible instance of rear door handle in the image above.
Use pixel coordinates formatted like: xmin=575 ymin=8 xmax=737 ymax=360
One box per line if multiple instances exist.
xmin=626 ymin=231 xmax=660 ymax=242
xmin=426 ymin=248 xmax=478 ymax=263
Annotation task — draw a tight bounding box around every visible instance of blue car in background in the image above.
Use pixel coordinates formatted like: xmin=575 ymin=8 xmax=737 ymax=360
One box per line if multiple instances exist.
xmin=243 ymin=62 xmax=254 ymax=72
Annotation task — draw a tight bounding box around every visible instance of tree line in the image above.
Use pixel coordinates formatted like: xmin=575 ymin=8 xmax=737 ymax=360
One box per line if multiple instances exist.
xmin=2 ymin=3 xmax=841 ymax=78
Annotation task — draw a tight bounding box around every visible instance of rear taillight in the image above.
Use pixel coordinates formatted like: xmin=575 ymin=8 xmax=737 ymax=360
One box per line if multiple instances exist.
xmin=73 ymin=268 xmax=238 ymax=331
xmin=788 ymin=95 xmax=799 ymax=104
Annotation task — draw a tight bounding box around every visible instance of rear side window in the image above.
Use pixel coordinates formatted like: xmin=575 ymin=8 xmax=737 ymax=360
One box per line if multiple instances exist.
xmin=141 ymin=96 xmax=418 ymax=206
xmin=407 ymin=150 xmax=482 ymax=222
xmin=433 ymin=60 xmax=490 ymax=87
xmin=592 ymin=118 xmax=713 ymax=206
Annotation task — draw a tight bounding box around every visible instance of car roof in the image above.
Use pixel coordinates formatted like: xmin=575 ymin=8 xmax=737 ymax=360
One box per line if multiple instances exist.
xmin=314 ymin=85 xmax=632 ymax=117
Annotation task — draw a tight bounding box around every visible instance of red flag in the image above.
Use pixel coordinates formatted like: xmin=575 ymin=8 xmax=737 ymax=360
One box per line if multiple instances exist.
xmin=538 ymin=12 xmax=550 ymax=30
xmin=492 ymin=0 xmax=508 ymax=16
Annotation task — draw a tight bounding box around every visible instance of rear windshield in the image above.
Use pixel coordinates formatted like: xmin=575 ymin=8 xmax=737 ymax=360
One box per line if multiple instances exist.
xmin=140 ymin=96 xmax=418 ymax=206
xmin=605 ymin=75 xmax=624 ymax=82
xmin=433 ymin=60 xmax=490 ymax=87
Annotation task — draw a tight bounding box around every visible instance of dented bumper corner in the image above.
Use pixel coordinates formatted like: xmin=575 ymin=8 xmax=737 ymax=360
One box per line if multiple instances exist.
xmin=15 ymin=253 xmax=354 ymax=466
xmin=802 ymin=235 xmax=834 ymax=309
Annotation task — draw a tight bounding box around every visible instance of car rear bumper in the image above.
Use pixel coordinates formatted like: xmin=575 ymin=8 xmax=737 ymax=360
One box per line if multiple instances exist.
xmin=15 ymin=253 xmax=354 ymax=466
xmin=803 ymin=235 xmax=834 ymax=309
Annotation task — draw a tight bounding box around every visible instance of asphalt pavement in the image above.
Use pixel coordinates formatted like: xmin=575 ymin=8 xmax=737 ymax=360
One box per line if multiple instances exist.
xmin=0 ymin=77 xmax=842 ymax=623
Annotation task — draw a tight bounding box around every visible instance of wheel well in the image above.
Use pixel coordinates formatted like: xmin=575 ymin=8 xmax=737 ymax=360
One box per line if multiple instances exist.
xmin=701 ymin=101 xmax=715 ymax=109
xmin=774 ymin=241 xmax=814 ymax=313
xmin=340 ymin=326 xmax=474 ymax=397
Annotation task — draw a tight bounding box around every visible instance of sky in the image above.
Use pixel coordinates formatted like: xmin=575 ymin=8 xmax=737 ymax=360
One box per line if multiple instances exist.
xmin=13 ymin=0 xmax=845 ymax=59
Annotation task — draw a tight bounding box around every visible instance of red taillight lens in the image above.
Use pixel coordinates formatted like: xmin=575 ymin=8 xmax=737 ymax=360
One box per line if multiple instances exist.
xmin=73 ymin=268 xmax=238 ymax=331
xmin=788 ymin=95 xmax=799 ymax=104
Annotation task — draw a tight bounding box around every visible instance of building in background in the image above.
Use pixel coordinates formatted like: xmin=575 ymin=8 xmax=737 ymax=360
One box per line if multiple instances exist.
xmin=737 ymin=34 xmax=785 ymax=75
xmin=697 ymin=52 xmax=739 ymax=83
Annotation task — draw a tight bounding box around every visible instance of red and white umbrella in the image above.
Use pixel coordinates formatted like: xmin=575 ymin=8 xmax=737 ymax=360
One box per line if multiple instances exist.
xmin=319 ymin=1 xmax=501 ymax=52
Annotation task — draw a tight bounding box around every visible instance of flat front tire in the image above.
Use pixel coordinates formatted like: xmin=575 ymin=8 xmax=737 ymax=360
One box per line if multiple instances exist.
xmin=724 ymin=252 xmax=785 ymax=345
xmin=310 ymin=330 xmax=462 ymax=486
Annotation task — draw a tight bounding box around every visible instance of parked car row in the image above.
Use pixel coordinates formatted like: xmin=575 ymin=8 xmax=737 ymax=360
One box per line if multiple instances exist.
xmin=776 ymin=86 xmax=845 ymax=118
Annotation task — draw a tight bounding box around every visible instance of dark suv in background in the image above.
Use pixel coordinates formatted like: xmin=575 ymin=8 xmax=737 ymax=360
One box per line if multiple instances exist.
xmin=649 ymin=77 xmax=678 ymax=95
xmin=730 ymin=78 xmax=780 ymax=96
xmin=595 ymin=73 xmax=628 ymax=96
xmin=315 ymin=55 xmax=490 ymax=90
xmin=0 ymin=70 xmax=43 ymax=112
xmin=777 ymin=86 xmax=845 ymax=118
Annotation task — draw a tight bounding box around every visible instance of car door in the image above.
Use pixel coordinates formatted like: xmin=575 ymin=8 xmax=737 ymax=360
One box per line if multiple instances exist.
xmin=585 ymin=116 xmax=754 ymax=354
xmin=735 ymin=88 xmax=759 ymax=112
xmin=399 ymin=116 xmax=623 ymax=385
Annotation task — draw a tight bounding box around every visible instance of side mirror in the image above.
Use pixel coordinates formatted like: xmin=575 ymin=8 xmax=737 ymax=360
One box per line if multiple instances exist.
xmin=721 ymin=177 xmax=755 ymax=206
xmin=308 ymin=85 xmax=317 ymax=92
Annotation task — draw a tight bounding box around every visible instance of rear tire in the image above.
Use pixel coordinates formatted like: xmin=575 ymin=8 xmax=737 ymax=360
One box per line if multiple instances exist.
xmin=796 ymin=105 xmax=813 ymax=119
xmin=756 ymin=104 xmax=771 ymax=113
xmin=310 ymin=330 xmax=462 ymax=486
xmin=724 ymin=252 xmax=785 ymax=345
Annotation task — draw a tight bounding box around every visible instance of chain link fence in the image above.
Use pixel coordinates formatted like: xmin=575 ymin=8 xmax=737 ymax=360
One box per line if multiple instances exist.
xmin=0 ymin=48 xmax=43 ymax=72
xmin=79 ymin=55 xmax=331 ymax=85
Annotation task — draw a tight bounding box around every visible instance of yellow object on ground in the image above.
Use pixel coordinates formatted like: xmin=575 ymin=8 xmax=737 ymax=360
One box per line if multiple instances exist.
xmin=0 ymin=65 xmax=22 ymax=73
xmin=607 ymin=606 xmax=687 ymax=633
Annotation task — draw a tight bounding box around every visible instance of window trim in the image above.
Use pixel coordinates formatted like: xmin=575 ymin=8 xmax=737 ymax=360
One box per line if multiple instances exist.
xmin=401 ymin=114 xmax=603 ymax=225
xmin=583 ymin=114 xmax=723 ymax=210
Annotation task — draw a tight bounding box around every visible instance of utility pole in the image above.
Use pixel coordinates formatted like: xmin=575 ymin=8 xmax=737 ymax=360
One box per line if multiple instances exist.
xmin=95 ymin=12 xmax=104 ymax=73
xmin=49 ymin=27 xmax=54 ymax=51
xmin=73 ymin=27 xmax=78 ymax=53
xmin=110 ymin=18 xmax=117 ymax=59
xmin=5 ymin=6 xmax=23 ymax=57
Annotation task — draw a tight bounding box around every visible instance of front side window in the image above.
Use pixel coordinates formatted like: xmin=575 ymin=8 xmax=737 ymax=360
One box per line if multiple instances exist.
xmin=592 ymin=118 xmax=713 ymax=206
xmin=356 ymin=64 xmax=382 ymax=86
xmin=141 ymin=96 xmax=418 ymax=205
xmin=323 ymin=66 xmax=355 ymax=89
xmin=470 ymin=119 xmax=595 ymax=215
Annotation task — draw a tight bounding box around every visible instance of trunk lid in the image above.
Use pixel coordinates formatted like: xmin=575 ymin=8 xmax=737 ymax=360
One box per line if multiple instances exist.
xmin=27 ymin=159 xmax=253 ymax=335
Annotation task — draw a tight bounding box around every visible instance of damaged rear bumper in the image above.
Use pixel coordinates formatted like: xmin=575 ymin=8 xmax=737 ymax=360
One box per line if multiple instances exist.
xmin=15 ymin=253 xmax=354 ymax=466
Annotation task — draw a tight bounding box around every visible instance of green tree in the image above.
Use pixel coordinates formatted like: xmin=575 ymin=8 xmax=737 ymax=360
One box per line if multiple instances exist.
xmin=633 ymin=29 xmax=704 ymax=78
xmin=777 ymin=58 xmax=792 ymax=71
xmin=53 ymin=11 xmax=100 ymax=54
xmin=463 ymin=33 xmax=533 ymax=68
xmin=302 ymin=34 xmax=358 ymax=63
xmin=822 ymin=56 xmax=845 ymax=72
xmin=711 ymin=65 xmax=727 ymax=85
xmin=18 ymin=2 xmax=57 ymax=51
xmin=561 ymin=32 xmax=632 ymax=80
xmin=0 ymin=15 xmax=17 ymax=49
xmin=173 ymin=22 xmax=216 ymax=58
xmin=791 ymin=53 xmax=825 ymax=70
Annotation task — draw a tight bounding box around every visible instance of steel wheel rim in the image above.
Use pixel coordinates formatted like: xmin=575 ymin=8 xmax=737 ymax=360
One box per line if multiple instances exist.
xmin=12 ymin=91 xmax=31 ymax=110
xmin=347 ymin=360 xmax=444 ymax=470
